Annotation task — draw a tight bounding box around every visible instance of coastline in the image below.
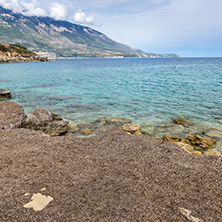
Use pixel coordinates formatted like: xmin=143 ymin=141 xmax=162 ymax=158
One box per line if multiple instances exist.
xmin=1 ymin=111 xmax=222 ymax=221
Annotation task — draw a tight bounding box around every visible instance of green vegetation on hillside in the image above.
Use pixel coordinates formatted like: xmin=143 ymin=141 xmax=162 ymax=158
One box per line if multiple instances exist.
xmin=0 ymin=43 xmax=36 ymax=56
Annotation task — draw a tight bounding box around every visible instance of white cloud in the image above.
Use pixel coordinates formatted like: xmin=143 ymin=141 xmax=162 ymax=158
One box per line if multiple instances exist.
xmin=73 ymin=11 xmax=94 ymax=24
xmin=49 ymin=2 xmax=67 ymax=20
xmin=0 ymin=0 xmax=47 ymax=16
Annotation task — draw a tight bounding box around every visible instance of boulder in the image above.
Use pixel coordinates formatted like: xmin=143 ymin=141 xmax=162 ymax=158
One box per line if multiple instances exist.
xmin=22 ymin=108 xmax=68 ymax=136
xmin=186 ymin=134 xmax=215 ymax=151
xmin=122 ymin=124 xmax=142 ymax=135
xmin=0 ymin=89 xmax=11 ymax=100
xmin=0 ymin=101 xmax=25 ymax=129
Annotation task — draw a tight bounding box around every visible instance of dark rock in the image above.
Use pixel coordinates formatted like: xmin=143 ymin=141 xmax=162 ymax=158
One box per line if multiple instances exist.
xmin=0 ymin=89 xmax=11 ymax=100
xmin=22 ymin=108 xmax=68 ymax=136
xmin=0 ymin=101 xmax=25 ymax=129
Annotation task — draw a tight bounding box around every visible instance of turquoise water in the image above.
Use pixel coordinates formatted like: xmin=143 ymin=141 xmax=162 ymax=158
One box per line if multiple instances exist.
xmin=1 ymin=58 xmax=222 ymax=130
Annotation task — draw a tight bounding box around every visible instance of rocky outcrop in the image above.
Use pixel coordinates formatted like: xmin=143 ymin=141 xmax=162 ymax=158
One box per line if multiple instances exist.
xmin=0 ymin=44 xmax=47 ymax=63
xmin=0 ymin=101 xmax=25 ymax=129
xmin=186 ymin=134 xmax=215 ymax=151
xmin=163 ymin=134 xmax=188 ymax=144
xmin=0 ymin=89 xmax=11 ymax=100
xmin=163 ymin=133 xmax=216 ymax=153
xmin=22 ymin=108 xmax=69 ymax=136
xmin=0 ymin=101 xmax=68 ymax=135
xmin=122 ymin=124 xmax=142 ymax=135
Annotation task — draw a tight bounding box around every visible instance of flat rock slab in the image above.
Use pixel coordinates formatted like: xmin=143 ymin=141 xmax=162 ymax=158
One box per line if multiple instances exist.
xmin=24 ymin=193 xmax=53 ymax=211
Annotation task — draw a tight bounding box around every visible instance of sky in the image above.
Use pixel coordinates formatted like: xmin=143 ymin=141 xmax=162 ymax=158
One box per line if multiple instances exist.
xmin=0 ymin=0 xmax=222 ymax=57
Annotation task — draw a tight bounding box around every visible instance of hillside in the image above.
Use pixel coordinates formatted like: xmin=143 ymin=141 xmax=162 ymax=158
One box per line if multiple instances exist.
xmin=0 ymin=6 xmax=178 ymax=58
xmin=0 ymin=43 xmax=47 ymax=63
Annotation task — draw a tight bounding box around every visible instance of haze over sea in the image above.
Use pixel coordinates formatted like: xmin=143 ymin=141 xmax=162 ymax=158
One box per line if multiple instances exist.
xmin=1 ymin=58 xmax=222 ymax=133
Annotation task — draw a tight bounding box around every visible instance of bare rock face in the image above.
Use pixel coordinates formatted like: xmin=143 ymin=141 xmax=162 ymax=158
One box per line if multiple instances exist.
xmin=0 ymin=101 xmax=25 ymax=129
xmin=122 ymin=124 xmax=142 ymax=135
xmin=0 ymin=89 xmax=12 ymax=100
xmin=22 ymin=108 xmax=69 ymax=136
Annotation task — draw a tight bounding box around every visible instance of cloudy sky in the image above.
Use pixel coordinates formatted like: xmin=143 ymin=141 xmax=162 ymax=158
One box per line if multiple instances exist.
xmin=1 ymin=0 xmax=222 ymax=57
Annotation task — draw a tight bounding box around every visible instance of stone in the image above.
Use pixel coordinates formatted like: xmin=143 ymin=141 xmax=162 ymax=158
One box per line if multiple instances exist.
xmin=186 ymin=134 xmax=216 ymax=151
xmin=69 ymin=125 xmax=78 ymax=133
xmin=179 ymin=207 xmax=203 ymax=222
xmin=175 ymin=142 xmax=194 ymax=154
xmin=81 ymin=128 xmax=92 ymax=135
xmin=0 ymin=89 xmax=11 ymax=100
xmin=122 ymin=124 xmax=141 ymax=135
xmin=24 ymin=193 xmax=53 ymax=211
xmin=22 ymin=108 xmax=69 ymax=136
xmin=173 ymin=116 xmax=192 ymax=126
xmin=0 ymin=101 xmax=25 ymax=129
xmin=203 ymin=151 xmax=222 ymax=156
xmin=191 ymin=151 xmax=202 ymax=156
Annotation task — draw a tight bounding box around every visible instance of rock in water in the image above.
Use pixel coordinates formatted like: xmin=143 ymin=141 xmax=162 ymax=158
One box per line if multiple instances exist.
xmin=22 ymin=108 xmax=69 ymax=136
xmin=186 ymin=134 xmax=215 ymax=151
xmin=0 ymin=101 xmax=25 ymax=129
xmin=0 ymin=89 xmax=11 ymax=100
xmin=173 ymin=116 xmax=192 ymax=126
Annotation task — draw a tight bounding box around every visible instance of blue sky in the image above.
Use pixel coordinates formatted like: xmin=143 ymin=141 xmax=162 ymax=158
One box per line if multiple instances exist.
xmin=1 ymin=0 xmax=222 ymax=57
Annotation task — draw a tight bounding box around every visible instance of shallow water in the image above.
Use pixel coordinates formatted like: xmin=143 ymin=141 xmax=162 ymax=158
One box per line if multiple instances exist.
xmin=1 ymin=58 xmax=222 ymax=132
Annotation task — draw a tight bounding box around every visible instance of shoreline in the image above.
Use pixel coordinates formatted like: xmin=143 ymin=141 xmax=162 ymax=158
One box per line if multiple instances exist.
xmin=1 ymin=99 xmax=221 ymax=155
xmin=1 ymin=109 xmax=222 ymax=220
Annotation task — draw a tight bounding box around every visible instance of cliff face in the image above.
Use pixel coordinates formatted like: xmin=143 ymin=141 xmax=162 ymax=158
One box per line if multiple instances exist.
xmin=0 ymin=44 xmax=47 ymax=63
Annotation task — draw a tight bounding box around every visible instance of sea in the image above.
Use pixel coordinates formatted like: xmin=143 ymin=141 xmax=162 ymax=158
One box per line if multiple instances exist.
xmin=1 ymin=58 xmax=222 ymax=139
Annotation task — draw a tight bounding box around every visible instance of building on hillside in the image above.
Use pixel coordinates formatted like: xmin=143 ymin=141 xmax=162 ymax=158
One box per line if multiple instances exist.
xmin=35 ymin=52 xmax=56 ymax=60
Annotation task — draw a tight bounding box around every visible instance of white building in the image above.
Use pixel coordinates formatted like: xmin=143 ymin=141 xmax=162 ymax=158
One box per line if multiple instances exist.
xmin=35 ymin=52 xmax=56 ymax=60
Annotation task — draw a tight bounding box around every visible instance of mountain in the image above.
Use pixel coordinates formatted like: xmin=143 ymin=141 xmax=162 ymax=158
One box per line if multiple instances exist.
xmin=0 ymin=6 xmax=179 ymax=58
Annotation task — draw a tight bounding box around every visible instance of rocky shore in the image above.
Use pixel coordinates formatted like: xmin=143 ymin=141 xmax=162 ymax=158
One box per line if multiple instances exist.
xmin=0 ymin=44 xmax=47 ymax=63
xmin=1 ymin=100 xmax=222 ymax=221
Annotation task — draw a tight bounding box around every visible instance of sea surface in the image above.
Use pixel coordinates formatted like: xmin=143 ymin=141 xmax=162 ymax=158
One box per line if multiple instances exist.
xmin=1 ymin=58 xmax=222 ymax=135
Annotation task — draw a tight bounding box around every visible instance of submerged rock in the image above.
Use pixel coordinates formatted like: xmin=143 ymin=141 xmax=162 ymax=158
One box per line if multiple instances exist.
xmin=22 ymin=108 xmax=69 ymax=136
xmin=204 ymin=130 xmax=222 ymax=139
xmin=0 ymin=101 xmax=25 ymax=129
xmin=81 ymin=128 xmax=92 ymax=135
xmin=0 ymin=89 xmax=11 ymax=100
xmin=100 ymin=117 xmax=131 ymax=124
xmin=122 ymin=124 xmax=142 ymax=135
xmin=173 ymin=116 xmax=192 ymax=126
